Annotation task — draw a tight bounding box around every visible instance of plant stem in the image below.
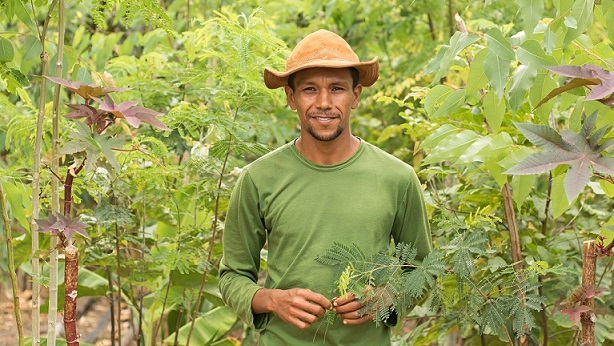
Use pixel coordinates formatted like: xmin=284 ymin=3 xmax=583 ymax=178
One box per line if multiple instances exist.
xmin=31 ymin=0 xmax=58 ymax=338
xmin=581 ymin=240 xmax=597 ymax=346
xmin=1 ymin=183 xmax=25 ymax=346
xmin=48 ymin=0 xmax=66 ymax=341
xmin=64 ymin=244 xmax=79 ymax=346
xmin=501 ymin=182 xmax=529 ymax=346
xmin=115 ymin=222 xmax=122 ymax=346
xmin=106 ymin=266 xmax=116 ymax=346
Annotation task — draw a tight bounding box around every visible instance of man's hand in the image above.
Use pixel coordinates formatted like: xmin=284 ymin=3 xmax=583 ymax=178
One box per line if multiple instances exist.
xmin=332 ymin=292 xmax=373 ymax=325
xmin=252 ymin=288 xmax=333 ymax=330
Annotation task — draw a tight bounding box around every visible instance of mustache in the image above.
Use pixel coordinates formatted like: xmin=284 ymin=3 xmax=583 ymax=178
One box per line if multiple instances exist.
xmin=308 ymin=111 xmax=340 ymax=117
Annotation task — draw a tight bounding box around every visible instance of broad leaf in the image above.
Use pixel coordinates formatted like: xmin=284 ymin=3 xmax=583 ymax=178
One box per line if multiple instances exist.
xmin=509 ymin=65 xmax=537 ymax=112
xmin=483 ymin=90 xmax=505 ymax=134
xmin=516 ymin=40 xmax=556 ymax=69
xmin=164 ymin=306 xmax=238 ymax=345
xmin=484 ymin=50 xmax=511 ymax=98
xmin=506 ymin=121 xmax=614 ymax=202
xmin=520 ymin=0 xmax=545 ymax=37
xmin=466 ymin=48 xmax=490 ymax=96
xmin=544 ymin=64 xmax=614 ymax=104
xmin=0 ymin=37 xmax=15 ymax=63
xmin=44 ymin=76 xmax=127 ymax=100
xmin=94 ymin=95 xmax=170 ymax=130
xmin=484 ymin=28 xmax=515 ymax=61
xmin=431 ymin=89 xmax=465 ymax=118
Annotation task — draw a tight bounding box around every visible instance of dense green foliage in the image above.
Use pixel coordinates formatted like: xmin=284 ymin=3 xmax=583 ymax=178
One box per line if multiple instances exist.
xmin=1 ymin=0 xmax=613 ymax=345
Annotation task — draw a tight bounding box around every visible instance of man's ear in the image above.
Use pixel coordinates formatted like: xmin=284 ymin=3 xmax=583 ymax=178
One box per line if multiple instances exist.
xmin=351 ymin=84 xmax=363 ymax=109
xmin=285 ymin=86 xmax=297 ymax=110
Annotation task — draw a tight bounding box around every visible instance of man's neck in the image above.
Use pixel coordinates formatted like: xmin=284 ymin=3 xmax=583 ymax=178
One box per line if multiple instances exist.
xmin=295 ymin=134 xmax=360 ymax=165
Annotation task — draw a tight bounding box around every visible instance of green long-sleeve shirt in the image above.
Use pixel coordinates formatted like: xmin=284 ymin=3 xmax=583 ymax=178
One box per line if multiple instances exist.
xmin=219 ymin=139 xmax=432 ymax=345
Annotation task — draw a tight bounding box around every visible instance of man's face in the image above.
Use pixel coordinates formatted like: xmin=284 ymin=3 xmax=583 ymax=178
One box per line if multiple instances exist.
xmin=285 ymin=67 xmax=362 ymax=142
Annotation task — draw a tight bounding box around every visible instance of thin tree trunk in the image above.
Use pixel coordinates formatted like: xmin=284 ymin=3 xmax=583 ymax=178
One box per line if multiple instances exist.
xmin=64 ymin=244 xmax=80 ymax=346
xmin=501 ymin=182 xmax=529 ymax=346
xmin=581 ymin=240 xmax=597 ymax=346
xmin=1 ymin=183 xmax=25 ymax=346
xmin=501 ymin=183 xmax=523 ymax=271
xmin=48 ymin=0 xmax=66 ymax=341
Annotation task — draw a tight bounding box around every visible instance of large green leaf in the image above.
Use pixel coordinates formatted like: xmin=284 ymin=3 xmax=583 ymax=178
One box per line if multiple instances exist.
xmin=164 ymin=306 xmax=238 ymax=345
xmin=483 ymin=90 xmax=505 ymax=134
xmin=466 ymin=48 xmax=490 ymax=96
xmin=423 ymin=130 xmax=480 ymax=164
xmin=420 ymin=124 xmax=461 ymax=150
xmin=424 ymin=85 xmax=453 ymax=116
xmin=519 ymin=0 xmax=545 ymax=37
xmin=564 ymin=0 xmax=594 ymax=45
xmin=484 ymin=28 xmax=515 ymax=61
xmin=427 ymin=31 xmax=480 ymax=84
xmin=0 ymin=37 xmax=15 ymax=63
xmin=529 ymin=72 xmax=557 ymax=123
xmin=508 ymin=65 xmax=537 ymax=112
xmin=483 ymin=50 xmax=511 ymax=98
xmin=516 ymin=39 xmax=556 ymax=70
xmin=21 ymin=35 xmax=43 ymax=64
xmin=431 ymin=89 xmax=465 ymax=118
xmin=1 ymin=180 xmax=31 ymax=229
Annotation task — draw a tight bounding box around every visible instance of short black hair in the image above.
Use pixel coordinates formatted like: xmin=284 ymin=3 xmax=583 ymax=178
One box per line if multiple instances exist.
xmin=287 ymin=67 xmax=360 ymax=91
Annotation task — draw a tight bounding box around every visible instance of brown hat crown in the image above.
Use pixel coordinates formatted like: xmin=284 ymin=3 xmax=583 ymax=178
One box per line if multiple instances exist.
xmin=264 ymin=29 xmax=379 ymax=89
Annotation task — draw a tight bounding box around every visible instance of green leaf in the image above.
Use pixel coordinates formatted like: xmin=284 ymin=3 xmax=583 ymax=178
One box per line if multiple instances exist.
xmin=21 ymin=35 xmax=43 ymax=64
xmin=529 ymin=72 xmax=557 ymax=123
xmin=420 ymin=124 xmax=461 ymax=150
xmin=0 ymin=37 xmax=15 ymax=63
xmin=428 ymin=31 xmax=480 ymax=83
xmin=483 ymin=90 xmax=505 ymax=134
xmin=11 ymin=0 xmax=38 ymax=35
xmin=483 ymin=50 xmax=511 ymax=98
xmin=1 ymin=180 xmax=31 ymax=229
xmin=164 ymin=306 xmax=238 ymax=345
xmin=508 ymin=65 xmax=537 ymax=112
xmin=484 ymin=28 xmax=515 ymax=61
xmin=466 ymin=48 xmax=490 ymax=96
xmin=512 ymin=174 xmax=536 ymax=207
xmin=519 ymin=0 xmax=545 ymax=37
xmin=552 ymin=173 xmax=572 ymax=218
xmin=564 ymin=0 xmax=594 ymax=45
xmin=424 ymin=85 xmax=453 ymax=116
xmin=599 ymin=179 xmax=614 ymax=198
xmin=516 ymin=40 xmax=556 ymax=69
xmin=423 ymin=130 xmax=480 ymax=164
xmin=431 ymin=89 xmax=465 ymax=119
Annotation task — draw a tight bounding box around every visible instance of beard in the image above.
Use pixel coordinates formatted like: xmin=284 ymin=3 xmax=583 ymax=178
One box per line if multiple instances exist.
xmin=305 ymin=111 xmax=345 ymax=141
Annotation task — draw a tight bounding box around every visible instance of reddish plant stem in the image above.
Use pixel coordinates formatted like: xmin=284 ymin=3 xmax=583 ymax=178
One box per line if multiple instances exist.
xmin=63 ymin=160 xmax=86 ymax=218
xmin=581 ymin=241 xmax=597 ymax=346
xmin=64 ymin=244 xmax=80 ymax=346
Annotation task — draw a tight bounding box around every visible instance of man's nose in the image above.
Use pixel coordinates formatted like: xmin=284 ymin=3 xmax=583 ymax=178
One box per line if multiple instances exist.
xmin=316 ymin=90 xmax=332 ymax=110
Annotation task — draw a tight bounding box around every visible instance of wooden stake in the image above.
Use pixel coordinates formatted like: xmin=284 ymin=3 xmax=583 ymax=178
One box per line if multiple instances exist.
xmin=64 ymin=244 xmax=80 ymax=346
xmin=581 ymin=240 xmax=596 ymax=346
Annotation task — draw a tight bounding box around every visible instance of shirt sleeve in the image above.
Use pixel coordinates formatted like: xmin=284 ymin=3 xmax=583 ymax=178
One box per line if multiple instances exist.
xmin=218 ymin=170 xmax=269 ymax=330
xmin=391 ymin=167 xmax=432 ymax=262
xmin=388 ymin=167 xmax=433 ymax=325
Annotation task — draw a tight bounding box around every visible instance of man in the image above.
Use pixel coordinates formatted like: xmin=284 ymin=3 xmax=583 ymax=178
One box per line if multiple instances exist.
xmin=219 ymin=29 xmax=432 ymax=345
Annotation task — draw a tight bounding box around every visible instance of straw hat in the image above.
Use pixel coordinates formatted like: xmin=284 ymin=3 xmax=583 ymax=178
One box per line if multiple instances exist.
xmin=264 ymin=29 xmax=379 ymax=89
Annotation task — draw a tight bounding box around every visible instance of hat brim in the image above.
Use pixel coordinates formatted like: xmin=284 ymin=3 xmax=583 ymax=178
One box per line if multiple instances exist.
xmin=264 ymin=57 xmax=379 ymax=89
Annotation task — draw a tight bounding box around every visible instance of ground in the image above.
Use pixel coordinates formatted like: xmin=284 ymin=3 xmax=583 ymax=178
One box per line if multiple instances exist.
xmin=1 ymin=287 xmax=135 ymax=346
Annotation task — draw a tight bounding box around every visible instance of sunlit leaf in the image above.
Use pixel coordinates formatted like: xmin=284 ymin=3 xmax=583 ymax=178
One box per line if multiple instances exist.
xmin=520 ymin=0 xmax=545 ymax=37
xmin=484 ymin=28 xmax=515 ymax=61
xmin=483 ymin=50 xmax=511 ymax=98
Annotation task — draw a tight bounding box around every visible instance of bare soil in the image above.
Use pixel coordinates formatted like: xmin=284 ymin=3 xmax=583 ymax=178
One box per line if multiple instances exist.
xmin=1 ymin=286 xmax=135 ymax=346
